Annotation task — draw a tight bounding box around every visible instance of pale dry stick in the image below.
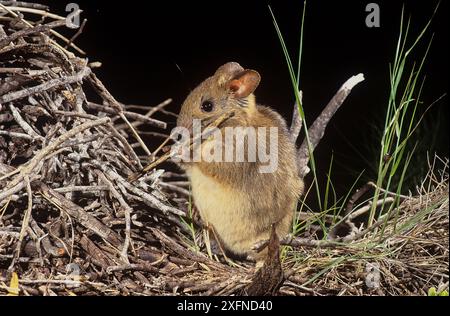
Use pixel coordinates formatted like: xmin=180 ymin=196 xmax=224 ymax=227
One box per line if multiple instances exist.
xmin=141 ymin=98 xmax=173 ymax=117
xmin=217 ymin=279 xmax=249 ymax=296
xmin=8 ymin=175 xmax=32 ymax=271
xmin=88 ymin=61 xmax=102 ymax=69
xmin=297 ymin=74 xmax=365 ymax=177
xmin=0 ymin=174 xmax=39 ymax=204
xmin=54 ymin=185 xmax=109 ymax=193
xmin=345 ymin=182 xmax=373 ymax=215
xmin=254 ymin=211 xmax=397 ymax=251
xmin=38 ymin=182 xmax=123 ymax=248
xmin=0 ymin=117 xmax=110 ymax=201
xmin=0 ymin=130 xmax=35 ymax=140
xmin=0 ymin=6 xmax=64 ymax=20
xmin=158 ymin=182 xmax=190 ymax=197
xmin=165 ymin=181 xmax=190 ymax=187
xmin=289 ymin=90 xmax=303 ymax=143
xmin=0 ymin=162 xmax=14 ymax=176
xmin=0 ymin=230 xmax=19 ymax=238
xmin=42 ymin=147 xmax=70 ymax=161
xmin=0 ymin=67 xmax=23 ymax=73
xmin=90 ymin=160 xmax=185 ymax=217
xmin=54 ymin=110 xmax=98 ymax=120
xmin=0 ymin=254 xmax=33 ymax=262
xmin=61 ymin=209 xmax=76 ymax=263
xmin=88 ymin=73 xmax=152 ymax=156
xmin=0 ymin=18 xmax=66 ymax=48
xmin=150 ymin=228 xmax=229 ymax=271
xmin=340 ymin=182 xmax=408 ymax=230
xmin=10 ymin=279 xmax=105 ymax=287
xmin=325 ymin=185 xmax=383 ymax=239
xmin=106 ymin=263 xmax=161 ymax=275
xmin=342 ymin=217 xmax=391 ymax=243
xmin=296 ymin=211 xmax=343 ymax=224
xmin=367 ymin=181 xmax=411 ymax=200
xmin=0 ymin=4 xmax=84 ymax=55
xmin=118 ymin=98 xmax=173 ymax=130
xmin=281 ymin=236 xmax=348 ymax=249
xmin=29 ymin=68 xmax=63 ymax=76
xmin=96 ymin=149 xmax=132 ymax=170
xmin=46 ymin=24 xmax=86 ymax=56
xmin=8 ymin=103 xmax=44 ymax=140
xmin=116 ymin=173 xmax=185 ymax=217
xmin=124 ymin=106 xmax=177 ymax=119
xmin=284 ymin=280 xmax=317 ymax=295
xmin=135 ymin=131 xmax=170 ymax=139
xmin=421 ymin=154 xmax=438 ymax=197
xmin=128 ymin=111 xmax=235 ymax=182
xmin=116 ymin=183 xmax=132 ymax=260
xmin=204 ymin=275 xmax=241 ymax=296
xmin=354 ymin=181 xmax=410 ymax=231
xmin=104 ymin=124 xmax=143 ymax=170
xmin=208 ymin=224 xmax=234 ymax=266
xmin=202 ymin=228 xmax=213 ymax=259
xmin=1 ymin=48 xmax=75 ymax=90
xmin=140 ymin=170 xmax=165 ymax=183
xmin=184 ymin=279 xmax=225 ymax=294
xmin=86 ymin=102 xmax=166 ymax=129
xmin=29 ymin=218 xmax=64 ymax=259
xmin=0 ymin=66 xmax=90 ymax=104
xmin=0 ymin=24 xmax=5 ymax=39
xmin=95 ymin=170 xmax=132 ymax=263
xmin=148 ymin=135 xmax=172 ymax=162
xmin=0 ymin=2 xmax=48 ymax=10
xmin=348 ymin=197 xmax=395 ymax=221
xmin=0 ymin=183 xmax=22 ymax=204
xmin=64 ymin=18 xmax=87 ymax=50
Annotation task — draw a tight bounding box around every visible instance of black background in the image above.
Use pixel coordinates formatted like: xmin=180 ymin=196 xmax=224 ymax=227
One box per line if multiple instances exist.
xmin=37 ymin=0 xmax=448 ymax=194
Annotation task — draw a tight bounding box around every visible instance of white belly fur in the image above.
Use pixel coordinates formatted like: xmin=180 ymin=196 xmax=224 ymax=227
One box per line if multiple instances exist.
xmin=187 ymin=166 xmax=258 ymax=254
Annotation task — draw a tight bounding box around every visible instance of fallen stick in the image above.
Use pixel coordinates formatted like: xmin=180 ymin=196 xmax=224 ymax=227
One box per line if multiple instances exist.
xmin=297 ymin=74 xmax=365 ymax=177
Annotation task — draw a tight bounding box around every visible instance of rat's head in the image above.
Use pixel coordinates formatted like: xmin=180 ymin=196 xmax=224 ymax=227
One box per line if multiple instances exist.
xmin=177 ymin=62 xmax=261 ymax=130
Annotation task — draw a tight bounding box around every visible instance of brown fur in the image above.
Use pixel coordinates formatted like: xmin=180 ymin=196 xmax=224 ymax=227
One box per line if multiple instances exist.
xmin=177 ymin=62 xmax=303 ymax=260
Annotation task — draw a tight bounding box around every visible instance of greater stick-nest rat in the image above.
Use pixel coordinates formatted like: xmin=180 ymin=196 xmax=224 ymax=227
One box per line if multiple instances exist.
xmin=176 ymin=62 xmax=303 ymax=261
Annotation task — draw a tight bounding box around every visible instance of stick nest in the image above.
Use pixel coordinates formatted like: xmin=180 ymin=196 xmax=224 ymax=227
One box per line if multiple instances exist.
xmin=0 ymin=2 xmax=448 ymax=296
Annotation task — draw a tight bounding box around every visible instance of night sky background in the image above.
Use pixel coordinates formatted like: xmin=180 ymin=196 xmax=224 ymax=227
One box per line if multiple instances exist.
xmin=38 ymin=0 xmax=448 ymax=197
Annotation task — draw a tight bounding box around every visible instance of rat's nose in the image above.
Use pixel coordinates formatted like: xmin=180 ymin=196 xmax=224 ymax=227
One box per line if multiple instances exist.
xmin=176 ymin=114 xmax=193 ymax=134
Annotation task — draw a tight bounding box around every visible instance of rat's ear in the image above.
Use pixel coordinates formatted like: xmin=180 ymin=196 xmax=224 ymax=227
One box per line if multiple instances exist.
xmin=215 ymin=62 xmax=244 ymax=77
xmin=228 ymin=70 xmax=261 ymax=99
xmin=215 ymin=62 xmax=244 ymax=86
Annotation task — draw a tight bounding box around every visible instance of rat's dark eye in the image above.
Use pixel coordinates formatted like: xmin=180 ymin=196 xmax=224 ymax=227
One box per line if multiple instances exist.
xmin=200 ymin=100 xmax=214 ymax=112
